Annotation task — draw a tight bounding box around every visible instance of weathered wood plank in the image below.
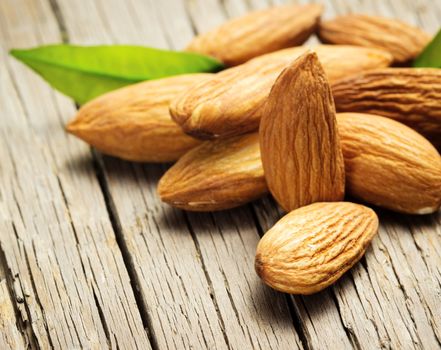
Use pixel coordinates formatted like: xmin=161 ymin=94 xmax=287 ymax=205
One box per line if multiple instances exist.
xmin=102 ymin=163 xmax=231 ymax=349
xmin=0 ymin=0 xmax=151 ymax=348
xmin=53 ymin=1 xmax=230 ymax=348
xmin=55 ymin=0 xmax=303 ymax=348
xmin=186 ymin=208 xmax=303 ymax=349
xmin=0 ymin=283 xmax=25 ymax=350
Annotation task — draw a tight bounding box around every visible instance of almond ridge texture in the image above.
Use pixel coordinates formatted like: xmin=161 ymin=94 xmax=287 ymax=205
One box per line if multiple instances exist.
xmin=67 ymin=74 xmax=211 ymax=162
xmin=337 ymin=113 xmax=441 ymax=214
xmin=318 ymin=14 xmax=431 ymax=62
xmin=171 ymin=45 xmax=392 ymax=140
xmin=259 ymin=51 xmax=345 ymax=212
xmin=157 ymin=133 xmax=266 ymax=211
xmin=255 ymin=202 xmax=379 ymax=294
xmin=332 ymin=68 xmax=441 ymax=149
xmin=159 ymin=113 xmax=441 ymax=214
xmin=187 ymin=4 xmax=323 ymax=66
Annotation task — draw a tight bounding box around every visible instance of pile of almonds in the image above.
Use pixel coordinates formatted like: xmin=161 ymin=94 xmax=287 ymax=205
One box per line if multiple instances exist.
xmin=67 ymin=4 xmax=441 ymax=295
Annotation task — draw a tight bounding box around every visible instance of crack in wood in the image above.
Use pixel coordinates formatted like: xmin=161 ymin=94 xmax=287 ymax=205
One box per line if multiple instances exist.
xmin=182 ymin=213 xmax=232 ymax=350
xmin=47 ymin=0 xmax=68 ymax=43
xmin=22 ymin=247 xmax=54 ymax=349
xmin=91 ymin=151 xmax=158 ymax=350
xmin=0 ymin=241 xmax=35 ymax=349
xmin=92 ymin=289 xmax=112 ymax=348
xmin=330 ymin=285 xmax=361 ymax=350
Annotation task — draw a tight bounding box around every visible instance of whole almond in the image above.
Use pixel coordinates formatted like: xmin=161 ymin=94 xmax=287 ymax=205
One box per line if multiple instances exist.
xmin=332 ymin=68 xmax=441 ymax=149
xmin=157 ymin=133 xmax=266 ymax=211
xmin=318 ymin=14 xmax=431 ymax=62
xmin=338 ymin=113 xmax=441 ymax=214
xmin=171 ymin=45 xmax=392 ymax=140
xmin=67 ymin=74 xmax=211 ymax=162
xmin=260 ymin=52 xmax=345 ymax=212
xmin=159 ymin=113 xmax=441 ymax=213
xmin=186 ymin=4 xmax=323 ymax=66
xmin=255 ymin=202 xmax=379 ymax=295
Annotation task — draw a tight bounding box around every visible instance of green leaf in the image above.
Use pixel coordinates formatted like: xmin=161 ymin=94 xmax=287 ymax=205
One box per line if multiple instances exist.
xmin=10 ymin=44 xmax=224 ymax=104
xmin=413 ymin=28 xmax=441 ymax=68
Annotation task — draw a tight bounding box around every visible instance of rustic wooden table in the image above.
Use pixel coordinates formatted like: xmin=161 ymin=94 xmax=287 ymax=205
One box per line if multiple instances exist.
xmin=1 ymin=0 xmax=440 ymax=349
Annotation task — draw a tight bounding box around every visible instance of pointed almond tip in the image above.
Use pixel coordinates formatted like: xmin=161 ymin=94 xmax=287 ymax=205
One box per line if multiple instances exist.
xmin=65 ymin=111 xmax=89 ymax=137
xmin=157 ymin=179 xmax=166 ymax=199
xmin=300 ymin=50 xmax=319 ymax=64
xmin=280 ymin=50 xmax=322 ymax=81
xmin=66 ymin=111 xmax=84 ymax=133
xmin=297 ymin=50 xmax=328 ymax=81
xmin=157 ymin=175 xmax=176 ymax=203
xmin=65 ymin=103 xmax=95 ymax=135
xmin=65 ymin=119 xmax=77 ymax=134
xmin=158 ymin=170 xmax=191 ymax=204
xmin=157 ymin=183 xmax=186 ymax=209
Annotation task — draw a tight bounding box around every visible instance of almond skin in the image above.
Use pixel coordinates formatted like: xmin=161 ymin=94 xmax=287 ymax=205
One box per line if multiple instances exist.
xmin=255 ymin=202 xmax=379 ymax=295
xmin=171 ymin=45 xmax=392 ymax=140
xmin=186 ymin=3 xmax=323 ymax=66
xmin=318 ymin=14 xmax=431 ymax=63
xmin=337 ymin=113 xmax=441 ymax=214
xmin=67 ymin=74 xmax=211 ymax=162
xmin=332 ymin=68 xmax=441 ymax=149
xmin=158 ymin=113 xmax=441 ymax=213
xmin=260 ymin=52 xmax=345 ymax=212
xmin=157 ymin=133 xmax=266 ymax=211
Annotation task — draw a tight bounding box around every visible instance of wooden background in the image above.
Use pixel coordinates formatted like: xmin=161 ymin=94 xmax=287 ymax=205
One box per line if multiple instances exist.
xmin=1 ymin=0 xmax=440 ymax=349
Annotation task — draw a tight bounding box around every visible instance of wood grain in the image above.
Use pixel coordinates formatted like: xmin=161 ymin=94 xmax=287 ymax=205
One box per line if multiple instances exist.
xmin=0 ymin=262 xmax=28 ymax=349
xmin=0 ymin=0 xmax=150 ymax=348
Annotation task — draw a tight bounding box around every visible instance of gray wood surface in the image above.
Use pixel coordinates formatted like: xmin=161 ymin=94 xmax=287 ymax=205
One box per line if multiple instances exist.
xmin=0 ymin=0 xmax=150 ymax=348
xmin=0 ymin=0 xmax=440 ymax=349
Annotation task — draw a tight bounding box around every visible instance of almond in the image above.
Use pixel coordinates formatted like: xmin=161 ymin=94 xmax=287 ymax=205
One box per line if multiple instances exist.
xmin=171 ymin=45 xmax=392 ymax=140
xmin=67 ymin=74 xmax=211 ymax=162
xmin=332 ymin=68 xmax=441 ymax=149
xmin=337 ymin=113 xmax=441 ymax=214
xmin=159 ymin=113 xmax=441 ymax=213
xmin=260 ymin=52 xmax=345 ymax=212
xmin=186 ymin=4 xmax=323 ymax=66
xmin=255 ymin=202 xmax=379 ymax=295
xmin=157 ymin=133 xmax=266 ymax=211
xmin=318 ymin=14 xmax=431 ymax=63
